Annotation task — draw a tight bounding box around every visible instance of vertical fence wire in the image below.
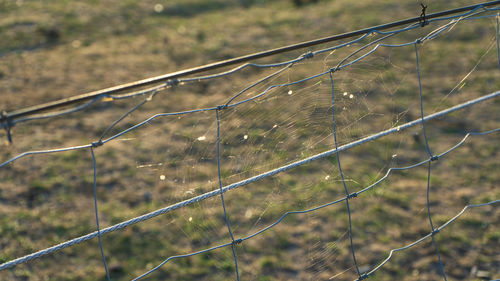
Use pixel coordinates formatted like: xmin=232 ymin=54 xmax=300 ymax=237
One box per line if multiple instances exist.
xmin=414 ymin=42 xmax=448 ymax=281
xmin=216 ymin=108 xmax=241 ymax=281
xmin=90 ymin=146 xmax=111 ymax=281
xmin=329 ymin=70 xmax=363 ymax=279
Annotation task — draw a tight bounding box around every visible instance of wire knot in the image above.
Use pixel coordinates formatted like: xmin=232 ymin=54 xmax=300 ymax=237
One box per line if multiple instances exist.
xmin=1 ymin=111 xmax=13 ymax=144
xmin=301 ymin=51 xmax=314 ymax=59
xmin=420 ymin=3 xmax=428 ymax=27
xmin=232 ymin=238 xmax=243 ymax=245
xmin=166 ymin=78 xmax=180 ymax=87
xmin=357 ymin=273 xmax=369 ymax=280
xmin=430 ymin=155 xmax=439 ymax=161
xmin=216 ymin=105 xmax=228 ymax=111
xmin=329 ymin=66 xmax=339 ymax=73
xmin=415 ymin=38 xmax=423 ymax=44
xmin=92 ymin=140 xmax=103 ymax=148
xmin=1 ymin=111 xmax=12 ymax=127
xmin=431 ymin=228 xmax=440 ymax=236
xmin=347 ymin=192 xmax=358 ymax=199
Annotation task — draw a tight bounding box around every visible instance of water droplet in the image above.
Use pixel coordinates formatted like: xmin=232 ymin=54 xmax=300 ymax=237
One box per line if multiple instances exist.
xmin=160 ymin=175 xmax=166 ymax=181
xmin=325 ymin=175 xmax=330 ymax=180
xmin=288 ymin=90 xmax=293 ymax=95
xmin=396 ymin=126 xmax=401 ymax=131
xmin=349 ymin=94 xmax=354 ymax=99
xmin=343 ymin=92 xmax=348 ymax=96
xmin=197 ymin=136 xmax=206 ymax=141
xmin=245 ymin=209 xmax=253 ymax=218
xmin=272 ymin=124 xmax=278 ymax=129
xmin=71 ymin=40 xmax=81 ymax=48
xmin=188 ymin=216 xmax=193 ymax=222
xmin=154 ymin=3 xmax=164 ymax=13
xmin=243 ymin=135 xmax=248 ymax=140
xmin=392 ymin=154 xmax=397 ymax=158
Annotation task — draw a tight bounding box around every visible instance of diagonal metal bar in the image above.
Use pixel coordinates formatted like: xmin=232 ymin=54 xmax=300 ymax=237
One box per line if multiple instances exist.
xmin=2 ymin=1 xmax=500 ymax=123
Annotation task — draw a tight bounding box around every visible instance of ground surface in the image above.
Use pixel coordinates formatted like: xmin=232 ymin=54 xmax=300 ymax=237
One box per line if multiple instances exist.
xmin=0 ymin=1 xmax=499 ymax=280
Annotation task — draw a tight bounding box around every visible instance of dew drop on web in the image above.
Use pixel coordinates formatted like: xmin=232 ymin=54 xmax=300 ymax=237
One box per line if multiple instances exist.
xmin=153 ymin=4 xmax=164 ymax=13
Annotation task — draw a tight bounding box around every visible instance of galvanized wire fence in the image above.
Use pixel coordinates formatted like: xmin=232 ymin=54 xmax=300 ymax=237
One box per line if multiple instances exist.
xmin=1 ymin=4 xmax=500 ymax=281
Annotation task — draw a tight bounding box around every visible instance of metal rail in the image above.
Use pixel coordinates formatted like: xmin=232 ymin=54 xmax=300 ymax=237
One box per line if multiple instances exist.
xmin=2 ymin=0 xmax=500 ymax=123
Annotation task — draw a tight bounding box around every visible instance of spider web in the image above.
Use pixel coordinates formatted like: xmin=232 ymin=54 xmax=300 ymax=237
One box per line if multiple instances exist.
xmin=0 ymin=9 xmax=499 ymax=281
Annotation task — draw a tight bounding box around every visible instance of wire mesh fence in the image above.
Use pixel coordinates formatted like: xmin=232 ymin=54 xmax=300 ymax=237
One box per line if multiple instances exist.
xmin=1 ymin=3 xmax=500 ymax=281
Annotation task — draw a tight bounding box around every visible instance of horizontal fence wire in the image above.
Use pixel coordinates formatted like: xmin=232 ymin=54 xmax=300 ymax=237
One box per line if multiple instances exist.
xmin=1 ymin=1 xmax=500 ymax=126
xmin=0 ymin=92 xmax=498 ymax=273
xmin=1 ymin=3 xmax=500 ymax=281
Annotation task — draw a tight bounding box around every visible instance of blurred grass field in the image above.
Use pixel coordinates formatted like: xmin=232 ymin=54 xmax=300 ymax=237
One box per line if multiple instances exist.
xmin=0 ymin=0 xmax=499 ymax=280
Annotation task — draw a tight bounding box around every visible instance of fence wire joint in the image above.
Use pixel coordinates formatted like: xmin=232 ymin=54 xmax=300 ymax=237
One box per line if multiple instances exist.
xmin=301 ymin=51 xmax=314 ymax=59
xmin=217 ymin=105 xmax=228 ymax=111
xmin=92 ymin=140 xmax=104 ymax=148
xmin=420 ymin=3 xmax=429 ymax=27
xmin=1 ymin=111 xmax=13 ymax=144
xmin=167 ymin=78 xmax=180 ymax=87
xmin=347 ymin=192 xmax=358 ymax=199
xmin=357 ymin=273 xmax=369 ymax=280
